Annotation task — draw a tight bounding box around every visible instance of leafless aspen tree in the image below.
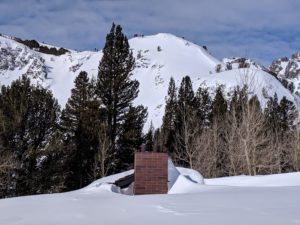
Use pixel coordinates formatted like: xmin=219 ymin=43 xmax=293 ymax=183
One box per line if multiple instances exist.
xmin=92 ymin=122 xmax=113 ymax=179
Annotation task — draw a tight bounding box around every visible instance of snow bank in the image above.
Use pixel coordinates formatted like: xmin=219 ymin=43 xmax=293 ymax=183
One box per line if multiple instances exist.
xmin=167 ymin=159 xmax=180 ymax=190
xmin=205 ymin=172 xmax=300 ymax=187
xmin=1 ymin=169 xmax=300 ymax=225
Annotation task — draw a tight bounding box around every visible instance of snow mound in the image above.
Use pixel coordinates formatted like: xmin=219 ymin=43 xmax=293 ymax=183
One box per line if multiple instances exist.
xmin=205 ymin=172 xmax=300 ymax=187
xmin=167 ymin=159 xmax=180 ymax=190
xmin=177 ymin=167 xmax=204 ymax=184
xmin=168 ymin=167 xmax=205 ymax=194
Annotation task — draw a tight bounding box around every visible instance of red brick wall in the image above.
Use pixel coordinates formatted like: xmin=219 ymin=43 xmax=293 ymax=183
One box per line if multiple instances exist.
xmin=134 ymin=152 xmax=168 ymax=195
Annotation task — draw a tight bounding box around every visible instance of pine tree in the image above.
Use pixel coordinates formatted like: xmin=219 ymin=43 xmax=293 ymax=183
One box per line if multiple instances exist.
xmin=97 ymin=23 xmax=143 ymax=172
xmin=174 ymin=76 xmax=195 ymax=167
xmin=211 ymin=86 xmax=228 ymax=122
xmin=144 ymin=121 xmax=154 ymax=151
xmin=117 ymin=105 xmax=147 ymax=171
xmin=211 ymin=86 xmax=228 ymax=177
xmin=0 ymin=75 xmax=60 ymax=197
xmin=278 ymin=97 xmax=297 ymax=132
xmin=278 ymin=96 xmax=297 ymax=171
xmin=194 ymin=86 xmax=212 ymax=128
xmin=264 ymin=93 xmax=280 ymax=133
xmin=264 ymin=94 xmax=298 ymax=172
xmin=229 ymin=86 xmax=248 ymax=124
xmin=161 ymin=77 xmax=177 ymax=153
xmin=61 ymin=71 xmax=101 ymax=190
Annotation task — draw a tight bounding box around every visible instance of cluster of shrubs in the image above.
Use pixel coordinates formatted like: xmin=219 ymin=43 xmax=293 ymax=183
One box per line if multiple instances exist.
xmin=14 ymin=38 xmax=69 ymax=56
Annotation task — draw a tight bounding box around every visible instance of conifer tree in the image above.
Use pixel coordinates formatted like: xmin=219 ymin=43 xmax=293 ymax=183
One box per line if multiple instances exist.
xmin=174 ymin=76 xmax=195 ymax=166
xmin=144 ymin=121 xmax=155 ymax=151
xmin=211 ymin=86 xmax=228 ymax=122
xmin=0 ymin=75 xmax=60 ymax=196
xmin=97 ymin=23 xmax=143 ymax=172
xmin=161 ymin=77 xmax=177 ymax=153
xmin=117 ymin=105 xmax=147 ymax=171
xmin=264 ymin=94 xmax=298 ymax=172
xmin=194 ymin=86 xmax=212 ymax=128
xmin=278 ymin=96 xmax=297 ymax=132
xmin=229 ymin=86 xmax=248 ymax=124
xmin=211 ymin=86 xmax=228 ymax=177
xmin=61 ymin=71 xmax=101 ymax=190
xmin=264 ymin=93 xmax=280 ymax=133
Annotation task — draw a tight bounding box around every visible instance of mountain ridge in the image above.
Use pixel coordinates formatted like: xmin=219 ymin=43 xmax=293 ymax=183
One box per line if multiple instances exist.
xmin=0 ymin=33 xmax=299 ymax=129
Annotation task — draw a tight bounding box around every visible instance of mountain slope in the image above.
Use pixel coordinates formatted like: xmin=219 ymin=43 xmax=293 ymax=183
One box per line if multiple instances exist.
xmin=0 ymin=33 xmax=298 ymax=129
xmin=269 ymin=52 xmax=300 ymax=95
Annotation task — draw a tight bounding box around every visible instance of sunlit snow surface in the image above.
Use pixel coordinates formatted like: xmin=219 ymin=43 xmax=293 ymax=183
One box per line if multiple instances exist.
xmin=1 ymin=167 xmax=300 ymax=225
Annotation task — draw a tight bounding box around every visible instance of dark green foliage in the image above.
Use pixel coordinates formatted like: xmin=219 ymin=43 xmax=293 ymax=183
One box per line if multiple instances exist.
xmin=211 ymin=86 xmax=228 ymax=177
xmin=61 ymin=71 xmax=101 ymax=190
xmin=194 ymin=86 xmax=212 ymax=128
xmin=211 ymin=86 xmax=228 ymax=122
xmin=177 ymin=76 xmax=195 ymax=120
xmin=264 ymin=93 xmax=298 ymax=172
xmin=0 ymin=75 xmax=60 ymax=197
xmin=174 ymin=76 xmax=195 ymax=167
xmin=229 ymin=86 xmax=248 ymax=124
xmin=97 ymin=23 xmax=144 ymax=172
xmin=264 ymin=93 xmax=280 ymax=133
xmin=117 ymin=106 xmax=147 ymax=171
xmin=278 ymin=97 xmax=298 ymax=131
xmin=161 ymin=77 xmax=177 ymax=153
xmin=144 ymin=122 xmax=154 ymax=152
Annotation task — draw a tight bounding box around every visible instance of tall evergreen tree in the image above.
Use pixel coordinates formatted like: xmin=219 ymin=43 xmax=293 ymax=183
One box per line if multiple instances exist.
xmin=97 ymin=23 xmax=143 ymax=172
xmin=211 ymin=86 xmax=228 ymax=122
xmin=117 ymin=105 xmax=147 ymax=171
xmin=60 ymin=71 xmax=101 ymax=190
xmin=229 ymin=86 xmax=248 ymax=124
xmin=278 ymin=96 xmax=298 ymax=132
xmin=161 ymin=77 xmax=177 ymax=153
xmin=264 ymin=93 xmax=280 ymax=133
xmin=194 ymin=86 xmax=212 ymax=128
xmin=144 ymin=121 xmax=155 ymax=152
xmin=211 ymin=86 xmax=228 ymax=177
xmin=174 ymin=76 xmax=195 ymax=167
xmin=264 ymin=93 xmax=298 ymax=172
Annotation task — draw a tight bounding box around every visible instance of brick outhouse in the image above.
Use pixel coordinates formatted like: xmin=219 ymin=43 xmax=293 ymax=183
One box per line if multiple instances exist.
xmin=133 ymin=152 xmax=168 ymax=195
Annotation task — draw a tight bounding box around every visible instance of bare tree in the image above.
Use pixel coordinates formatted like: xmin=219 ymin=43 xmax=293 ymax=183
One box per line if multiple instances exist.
xmin=224 ymin=106 xmax=244 ymax=176
xmin=0 ymin=148 xmax=16 ymax=196
xmin=173 ymin=109 xmax=198 ymax=169
xmin=92 ymin=122 xmax=113 ymax=179
xmin=290 ymin=130 xmax=300 ymax=171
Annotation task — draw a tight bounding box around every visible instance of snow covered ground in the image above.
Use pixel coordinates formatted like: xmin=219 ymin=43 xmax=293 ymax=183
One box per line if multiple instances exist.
xmin=1 ymin=166 xmax=300 ymax=225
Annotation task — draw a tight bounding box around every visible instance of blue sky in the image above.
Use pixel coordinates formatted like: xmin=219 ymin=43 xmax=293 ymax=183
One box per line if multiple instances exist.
xmin=0 ymin=0 xmax=299 ymax=65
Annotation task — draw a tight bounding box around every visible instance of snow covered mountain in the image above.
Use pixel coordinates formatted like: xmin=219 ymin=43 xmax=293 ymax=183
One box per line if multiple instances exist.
xmin=0 ymin=33 xmax=298 ymax=129
xmin=269 ymin=52 xmax=300 ymax=95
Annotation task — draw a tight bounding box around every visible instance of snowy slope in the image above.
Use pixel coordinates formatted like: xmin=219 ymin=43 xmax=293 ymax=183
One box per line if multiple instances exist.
xmin=0 ymin=169 xmax=300 ymax=225
xmin=130 ymin=33 xmax=220 ymax=127
xmin=269 ymin=52 xmax=300 ymax=96
xmin=195 ymin=68 xmax=298 ymax=108
xmin=0 ymin=33 xmax=298 ymax=129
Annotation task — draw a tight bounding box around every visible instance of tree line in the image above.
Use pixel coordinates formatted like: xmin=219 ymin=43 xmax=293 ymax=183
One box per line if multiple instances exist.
xmin=155 ymin=75 xmax=300 ymax=178
xmin=0 ymin=23 xmax=147 ymax=198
